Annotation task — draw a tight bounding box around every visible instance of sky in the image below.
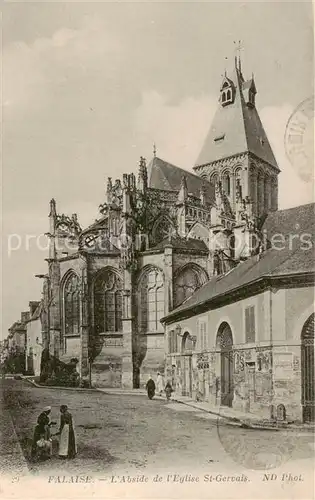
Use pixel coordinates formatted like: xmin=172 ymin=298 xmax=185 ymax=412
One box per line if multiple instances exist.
xmin=1 ymin=1 xmax=314 ymax=338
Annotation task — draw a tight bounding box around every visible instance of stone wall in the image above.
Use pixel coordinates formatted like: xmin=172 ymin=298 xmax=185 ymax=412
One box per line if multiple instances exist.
xmin=272 ymin=345 xmax=302 ymax=422
xmin=60 ymin=336 xmax=81 ymax=363
xmin=137 ymin=334 xmax=165 ymax=386
xmin=91 ymin=336 xmax=123 ymax=388
xmin=285 ymin=286 xmax=314 ymax=341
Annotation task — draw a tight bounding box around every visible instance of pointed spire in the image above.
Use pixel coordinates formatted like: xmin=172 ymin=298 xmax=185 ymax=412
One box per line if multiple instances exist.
xmin=233 ymin=40 xmax=243 ymax=74
xmin=153 ymin=143 xmax=157 ymax=158
xmin=49 ymin=198 xmax=56 ymax=217
xmin=138 ymin=156 xmax=148 ymax=192
xmin=177 ymin=175 xmax=188 ymax=203
xmin=106 ymin=177 xmax=113 ymax=204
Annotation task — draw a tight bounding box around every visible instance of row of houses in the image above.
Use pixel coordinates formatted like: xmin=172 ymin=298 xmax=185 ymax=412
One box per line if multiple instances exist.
xmin=1 ymin=301 xmax=43 ymax=377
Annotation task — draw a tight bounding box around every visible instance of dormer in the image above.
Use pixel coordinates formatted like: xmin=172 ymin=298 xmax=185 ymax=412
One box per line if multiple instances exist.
xmin=220 ymin=75 xmax=235 ymax=107
xmin=242 ymin=78 xmax=257 ymax=108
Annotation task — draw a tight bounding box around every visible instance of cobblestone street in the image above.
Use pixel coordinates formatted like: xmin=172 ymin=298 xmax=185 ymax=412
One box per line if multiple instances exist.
xmin=1 ymin=379 xmax=314 ymax=482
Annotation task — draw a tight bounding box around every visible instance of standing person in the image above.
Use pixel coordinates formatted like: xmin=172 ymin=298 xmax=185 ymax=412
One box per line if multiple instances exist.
xmin=156 ymin=372 xmax=164 ymax=396
xmin=58 ymin=405 xmax=77 ymax=459
xmin=165 ymin=381 xmax=173 ymax=402
xmin=31 ymin=406 xmax=55 ymax=460
xmin=146 ymin=375 xmax=156 ymax=400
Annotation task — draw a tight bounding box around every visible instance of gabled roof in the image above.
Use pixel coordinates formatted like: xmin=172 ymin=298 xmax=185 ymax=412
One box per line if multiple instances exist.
xmin=162 ymin=203 xmax=315 ymax=323
xmin=194 ymin=65 xmax=278 ymax=170
xmin=81 ymin=216 xmax=108 ymax=235
xmin=147 ymin=156 xmax=214 ymax=203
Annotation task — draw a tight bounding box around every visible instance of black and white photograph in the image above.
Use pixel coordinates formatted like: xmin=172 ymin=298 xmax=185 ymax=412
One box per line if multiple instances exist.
xmin=1 ymin=1 xmax=314 ymax=499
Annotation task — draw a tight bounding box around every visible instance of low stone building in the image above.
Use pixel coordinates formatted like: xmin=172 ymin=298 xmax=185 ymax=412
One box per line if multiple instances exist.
xmin=162 ymin=203 xmax=315 ymax=423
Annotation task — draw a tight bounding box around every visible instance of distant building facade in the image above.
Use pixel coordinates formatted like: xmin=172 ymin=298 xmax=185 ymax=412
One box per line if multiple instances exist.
xmin=7 ymin=312 xmax=30 ymax=353
xmin=25 ymin=301 xmax=43 ymax=376
xmin=34 ymin=57 xmax=314 ymax=421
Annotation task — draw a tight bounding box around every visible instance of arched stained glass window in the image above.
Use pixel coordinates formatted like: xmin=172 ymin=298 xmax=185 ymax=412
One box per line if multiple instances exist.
xmin=235 ymin=169 xmax=243 ymax=201
xmin=222 ymin=173 xmax=231 ymax=196
xmin=210 ymin=173 xmax=219 ymax=186
xmin=174 ymin=266 xmax=202 ymax=308
xmin=94 ymin=269 xmax=122 ymax=333
xmin=64 ymin=273 xmax=80 ymax=336
xmin=153 ymin=217 xmax=173 ymax=245
xmin=139 ymin=268 xmax=164 ymax=332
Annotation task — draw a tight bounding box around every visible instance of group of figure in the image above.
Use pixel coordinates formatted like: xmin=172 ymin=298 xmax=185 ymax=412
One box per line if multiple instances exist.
xmin=31 ymin=405 xmax=77 ymax=462
xmin=146 ymin=373 xmax=173 ymax=401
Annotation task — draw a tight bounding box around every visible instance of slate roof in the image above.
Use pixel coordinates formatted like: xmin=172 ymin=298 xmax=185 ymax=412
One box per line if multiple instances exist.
xmin=81 ymin=216 xmax=108 ymax=235
xmin=147 ymin=156 xmax=215 ymax=203
xmin=150 ymin=236 xmax=208 ymax=253
xmin=194 ymin=65 xmax=278 ymax=169
xmin=263 ymin=202 xmax=315 ymax=241
xmin=162 ymin=203 xmax=315 ymax=323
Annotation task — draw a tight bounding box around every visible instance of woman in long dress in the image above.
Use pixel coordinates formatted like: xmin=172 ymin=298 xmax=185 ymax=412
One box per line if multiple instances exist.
xmin=58 ymin=405 xmax=77 ymax=459
xmin=146 ymin=375 xmax=156 ymax=399
xmin=31 ymin=406 xmax=54 ymax=460
xmin=156 ymin=372 xmax=164 ymax=396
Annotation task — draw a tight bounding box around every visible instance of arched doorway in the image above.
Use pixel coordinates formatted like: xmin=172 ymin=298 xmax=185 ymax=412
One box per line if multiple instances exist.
xmin=301 ymin=313 xmax=315 ymax=423
xmin=217 ymin=322 xmax=233 ymax=407
xmin=181 ymin=332 xmax=195 ymax=397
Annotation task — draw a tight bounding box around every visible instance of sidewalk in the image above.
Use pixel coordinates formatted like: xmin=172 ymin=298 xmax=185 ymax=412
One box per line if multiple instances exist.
xmin=98 ymin=388 xmax=315 ymax=432
xmin=23 ymin=378 xmax=315 ymax=432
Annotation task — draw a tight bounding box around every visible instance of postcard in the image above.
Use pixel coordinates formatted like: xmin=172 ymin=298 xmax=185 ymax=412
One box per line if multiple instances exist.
xmin=1 ymin=1 xmax=314 ymax=499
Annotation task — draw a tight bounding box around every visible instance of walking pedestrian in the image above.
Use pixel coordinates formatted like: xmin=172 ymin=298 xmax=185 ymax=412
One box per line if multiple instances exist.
xmin=146 ymin=375 xmax=156 ymax=400
xmin=165 ymin=381 xmax=173 ymax=402
xmin=156 ymin=372 xmax=164 ymax=396
xmin=58 ymin=405 xmax=77 ymax=459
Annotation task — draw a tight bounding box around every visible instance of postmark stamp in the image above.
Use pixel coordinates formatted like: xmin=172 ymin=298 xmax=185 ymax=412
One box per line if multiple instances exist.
xmin=284 ymin=96 xmax=314 ymax=182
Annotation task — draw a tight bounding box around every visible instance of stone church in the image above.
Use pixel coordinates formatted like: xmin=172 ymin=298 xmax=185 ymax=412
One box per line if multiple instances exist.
xmin=41 ymin=57 xmax=314 ymax=421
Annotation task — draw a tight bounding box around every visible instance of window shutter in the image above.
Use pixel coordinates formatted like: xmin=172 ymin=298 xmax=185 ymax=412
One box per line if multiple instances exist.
xmin=245 ymin=306 xmax=255 ymax=343
xmin=198 ymin=321 xmax=207 ymax=351
xmin=168 ymin=331 xmax=173 ymax=353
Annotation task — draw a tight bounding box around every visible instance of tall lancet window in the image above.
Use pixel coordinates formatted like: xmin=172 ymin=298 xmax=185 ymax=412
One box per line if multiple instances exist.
xmin=235 ymin=169 xmax=243 ymax=202
xmin=222 ymin=172 xmax=231 ymax=196
xmin=139 ymin=268 xmax=164 ymax=333
xmin=64 ymin=273 xmax=80 ymax=336
xmin=210 ymin=173 xmax=219 ymax=186
xmin=249 ymin=166 xmax=258 ymax=211
xmin=94 ymin=269 xmax=123 ymax=333
xmin=264 ymin=176 xmax=271 ymax=212
xmin=220 ymin=77 xmax=235 ymax=106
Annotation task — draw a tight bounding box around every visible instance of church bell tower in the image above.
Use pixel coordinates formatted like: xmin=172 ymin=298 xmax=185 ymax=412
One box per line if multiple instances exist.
xmin=194 ymin=54 xmax=280 ymax=264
